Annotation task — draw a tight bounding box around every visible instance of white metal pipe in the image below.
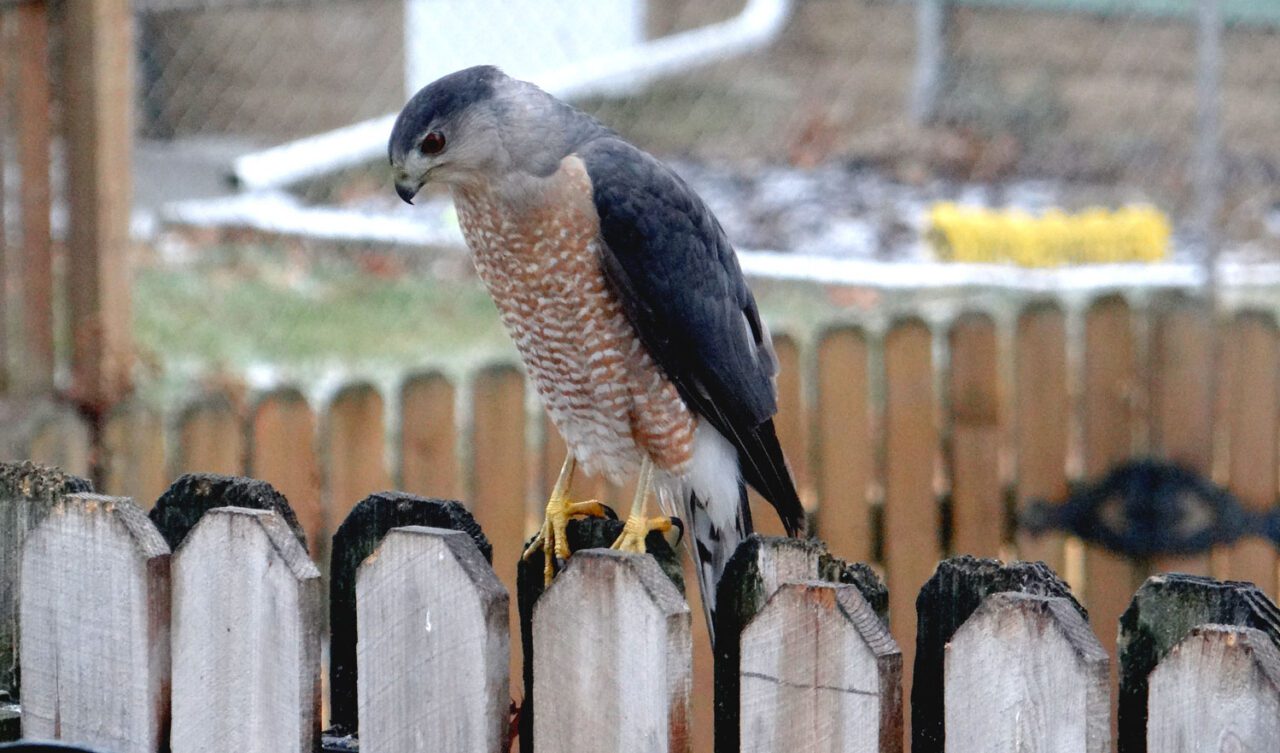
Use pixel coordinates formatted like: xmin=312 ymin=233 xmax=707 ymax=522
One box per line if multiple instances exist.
xmin=231 ymin=0 xmax=793 ymax=192
xmin=161 ymin=193 xmax=1276 ymax=293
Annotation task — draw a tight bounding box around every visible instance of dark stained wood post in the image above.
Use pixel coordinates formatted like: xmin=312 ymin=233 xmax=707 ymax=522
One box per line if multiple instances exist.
xmin=1117 ymin=573 xmax=1280 ymax=753
xmin=912 ymin=556 xmax=1084 ymax=753
xmin=327 ymin=491 xmax=490 ymax=736
xmin=62 ymin=0 xmax=135 ymax=410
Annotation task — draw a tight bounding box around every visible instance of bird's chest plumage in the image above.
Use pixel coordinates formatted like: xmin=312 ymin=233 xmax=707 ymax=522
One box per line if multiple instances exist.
xmin=452 ymin=158 xmax=695 ymax=481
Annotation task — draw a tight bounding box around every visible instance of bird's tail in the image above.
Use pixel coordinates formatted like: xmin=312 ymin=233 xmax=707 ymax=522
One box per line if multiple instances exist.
xmin=682 ymin=483 xmax=751 ymax=645
xmin=672 ymin=423 xmax=753 ymax=646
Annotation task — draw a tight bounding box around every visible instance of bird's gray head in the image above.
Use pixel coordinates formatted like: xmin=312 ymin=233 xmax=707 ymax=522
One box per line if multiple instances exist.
xmin=389 ymin=65 xmax=601 ymax=203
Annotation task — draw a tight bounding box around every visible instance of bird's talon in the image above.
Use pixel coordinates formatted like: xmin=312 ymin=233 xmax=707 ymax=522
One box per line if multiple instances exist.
xmin=524 ymin=493 xmax=609 ymax=585
xmin=610 ymin=514 xmax=672 ymax=554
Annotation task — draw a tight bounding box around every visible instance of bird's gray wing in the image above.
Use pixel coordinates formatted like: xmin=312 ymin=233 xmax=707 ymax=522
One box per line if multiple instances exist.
xmin=578 ymin=137 xmax=804 ymax=535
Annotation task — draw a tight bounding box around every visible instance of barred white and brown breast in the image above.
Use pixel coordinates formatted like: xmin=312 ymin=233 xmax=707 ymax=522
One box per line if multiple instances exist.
xmin=453 ymin=155 xmax=696 ymax=484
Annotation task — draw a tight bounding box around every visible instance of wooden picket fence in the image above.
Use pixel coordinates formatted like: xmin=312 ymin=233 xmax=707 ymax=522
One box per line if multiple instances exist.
xmin=3 ymin=293 xmax=1280 ymax=751
xmin=2 ymin=462 xmax=1278 ymax=753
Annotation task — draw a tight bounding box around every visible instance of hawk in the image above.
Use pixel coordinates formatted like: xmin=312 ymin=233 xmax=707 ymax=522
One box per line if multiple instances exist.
xmin=389 ymin=66 xmax=803 ymax=634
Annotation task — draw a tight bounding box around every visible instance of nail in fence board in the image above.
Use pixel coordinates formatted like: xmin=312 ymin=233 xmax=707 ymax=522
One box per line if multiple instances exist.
xmin=912 ymin=556 xmax=1084 ymax=753
xmin=0 ymin=462 xmax=91 ymax=703
xmin=1147 ymin=625 xmax=1280 ymax=751
xmin=329 ymin=492 xmax=490 ymax=734
xmin=1116 ymin=573 xmax=1280 ymax=753
xmin=944 ymin=592 xmax=1109 ymax=753
xmin=19 ymin=494 xmax=170 ymax=753
xmin=170 ymin=508 xmax=321 ymax=753
xmin=357 ymin=527 xmax=509 ymax=753
xmin=532 ymin=549 xmax=691 ymax=753
xmin=740 ymin=581 xmax=901 ymax=753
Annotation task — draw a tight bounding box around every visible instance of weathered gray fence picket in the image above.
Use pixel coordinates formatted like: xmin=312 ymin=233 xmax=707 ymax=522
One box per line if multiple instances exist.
xmin=19 ymin=493 xmax=170 ymax=753
xmin=533 ymin=548 xmax=691 ymax=753
xmin=739 ymin=581 xmax=900 ymax=753
xmin=3 ymin=461 xmax=1280 ymax=753
xmin=356 ymin=526 xmax=509 ymax=753
xmin=171 ymin=507 xmax=322 ymax=753
xmin=944 ymin=592 xmax=1109 ymax=753
xmin=1147 ymin=624 xmax=1280 ymax=751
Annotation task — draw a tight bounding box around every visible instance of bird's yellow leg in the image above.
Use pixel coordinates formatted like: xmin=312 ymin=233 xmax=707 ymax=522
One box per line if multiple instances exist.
xmin=522 ymin=453 xmax=607 ymax=584
xmin=611 ymin=457 xmax=673 ymax=553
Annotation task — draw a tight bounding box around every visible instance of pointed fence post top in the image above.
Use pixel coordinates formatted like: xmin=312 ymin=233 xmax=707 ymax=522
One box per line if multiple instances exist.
xmin=41 ymin=493 xmax=170 ymax=561
xmin=1148 ymin=624 xmax=1280 ymax=752
xmin=356 ymin=525 xmax=510 ymax=753
xmin=1117 ymin=572 xmax=1280 ymax=753
xmin=358 ymin=525 xmax=506 ymax=608
xmin=740 ymin=580 xmax=903 ymax=753
xmin=170 ymin=506 xmax=321 ymax=753
xmin=532 ymin=548 xmax=692 ymax=753
xmin=177 ymin=506 xmax=319 ymax=582
xmin=744 ymin=580 xmax=898 ymax=660
xmin=954 ymin=591 xmax=1108 ymax=665
xmin=945 ymin=592 xmax=1110 ymax=753
xmin=150 ymin=473 xmax=306 ymax=554
xmin=20 ymin=493 xmax=170 ymax=753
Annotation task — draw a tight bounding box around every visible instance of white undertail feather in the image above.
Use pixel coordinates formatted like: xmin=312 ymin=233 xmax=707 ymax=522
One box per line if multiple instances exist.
xmin=676 ymin=421 xmax=749 ymax=643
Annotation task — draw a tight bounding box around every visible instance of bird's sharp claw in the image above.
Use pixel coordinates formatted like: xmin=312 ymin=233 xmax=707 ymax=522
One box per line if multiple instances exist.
xmin=610 ymin=514 xmax=672 ymax=554
xmin=525 ymin=494 xmax=609 ymax=585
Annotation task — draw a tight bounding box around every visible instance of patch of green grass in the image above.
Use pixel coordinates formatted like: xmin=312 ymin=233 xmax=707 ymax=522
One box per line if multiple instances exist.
xmin=132 ymin=247 xmax=516 ymax=400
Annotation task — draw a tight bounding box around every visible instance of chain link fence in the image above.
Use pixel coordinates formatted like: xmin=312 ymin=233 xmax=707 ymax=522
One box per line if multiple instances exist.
xmin=129 ymin=0 xmax=1280 ymax=263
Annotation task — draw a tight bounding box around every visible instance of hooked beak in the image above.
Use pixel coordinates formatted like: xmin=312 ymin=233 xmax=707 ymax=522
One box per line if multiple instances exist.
xmin=395 ymin=179 xmax=422 ymax=205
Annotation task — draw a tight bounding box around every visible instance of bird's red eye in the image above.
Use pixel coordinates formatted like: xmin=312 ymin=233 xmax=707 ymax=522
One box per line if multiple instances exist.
xmin=420 ymin=132 xmax=446 ymax=155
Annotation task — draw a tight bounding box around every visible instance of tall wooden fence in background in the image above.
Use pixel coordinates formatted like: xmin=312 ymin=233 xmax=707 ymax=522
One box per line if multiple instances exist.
xmin=3 ymin=293 xmax=1278 ymax=750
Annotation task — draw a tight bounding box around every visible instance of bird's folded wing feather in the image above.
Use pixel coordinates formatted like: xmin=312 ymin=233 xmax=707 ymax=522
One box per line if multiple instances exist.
xmin=578 ymin=137 xmax=804 ymax=534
